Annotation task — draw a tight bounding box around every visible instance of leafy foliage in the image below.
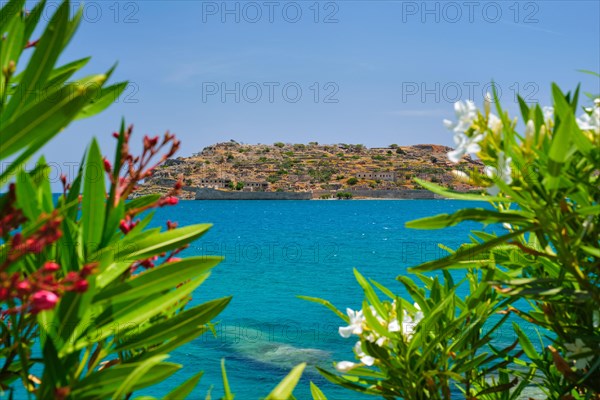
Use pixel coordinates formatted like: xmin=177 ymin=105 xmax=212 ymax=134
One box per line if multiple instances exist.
xmin=304 ymin=83 xmax=600 ymax=398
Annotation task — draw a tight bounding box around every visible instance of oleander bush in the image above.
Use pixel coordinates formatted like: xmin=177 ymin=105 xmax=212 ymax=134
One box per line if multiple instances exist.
xmin=305 ymin=83 xmax=599 ymax=398
xmin=0 ymin=1 xmax=310 ymax=398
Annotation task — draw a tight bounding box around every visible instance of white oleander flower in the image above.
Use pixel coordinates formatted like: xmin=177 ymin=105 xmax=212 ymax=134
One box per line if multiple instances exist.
xmin=447 ymin=132 xmax=485 ymax=163
xmin=443 ymin=100 xmax=478 ymax=134
xmin=335 ymin=361 xmax=357 ymax=372
xmin=565 ymin=339 xmax=594 ymax=370
xmin=339 ymin=308 xmax=365 ymax=338
xmin=487 ymin=113 xmax=502 ymax=132
xmin=543 ymin=106 xmax=554 ymax=126
xmin=389 ymin=303 xmax=424 ymax=340
xmin=576 ymin=104 xmax=600 ymax=135
xmin=525 ymin=120 xmax=535 ymax=140
xmin=388 ymin=318 xmax=401 ymax=333
xmin=354 ymin=341 xmax=375 ymax=366
xmin=484 ymin=151 xmax=513 ymax=195
xmin=404 ymin=303 xmax=424 ymax=336
xmin=369 ymin=305 xmax=386 ymax=325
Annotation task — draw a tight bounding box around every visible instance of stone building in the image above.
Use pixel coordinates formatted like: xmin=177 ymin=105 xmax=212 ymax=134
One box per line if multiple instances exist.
xmin=244 ymin=181 xmax=269 ymax=191
xmin=355 ymin=171 xmax=397 ymax=181
xmin=199 ymin=178 xmax=232 ymax=188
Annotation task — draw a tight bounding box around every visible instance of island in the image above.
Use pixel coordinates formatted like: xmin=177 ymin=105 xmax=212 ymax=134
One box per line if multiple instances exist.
xmin=136 ymin=141 xmax=483 ymax=199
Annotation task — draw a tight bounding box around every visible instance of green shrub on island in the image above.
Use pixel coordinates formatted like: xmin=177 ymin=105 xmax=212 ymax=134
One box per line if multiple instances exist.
xmin=305 ymin=84 xmax=600 ymax=398
xmin=336 ymin=192 xmax=353 ymax=199
xmin=347 ymin=177 xmax=359 ymax=186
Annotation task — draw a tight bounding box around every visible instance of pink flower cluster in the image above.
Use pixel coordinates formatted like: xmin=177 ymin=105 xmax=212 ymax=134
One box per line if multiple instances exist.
xmin=1 ymin=262 xmax=95 ymax=314
xmin=104 ymin=125 xmax=181 ymax=206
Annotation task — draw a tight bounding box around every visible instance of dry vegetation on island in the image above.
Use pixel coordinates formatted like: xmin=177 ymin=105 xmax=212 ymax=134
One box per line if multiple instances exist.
xmin=138 ymin=141 xmax=483 ymax=198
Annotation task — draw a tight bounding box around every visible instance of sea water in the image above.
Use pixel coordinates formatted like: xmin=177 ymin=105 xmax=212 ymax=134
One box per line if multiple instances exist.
xmin=134 ymin=199 xmax=543 ymax=399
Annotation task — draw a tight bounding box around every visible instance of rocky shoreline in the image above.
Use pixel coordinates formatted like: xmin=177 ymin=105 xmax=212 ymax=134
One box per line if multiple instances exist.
xmin=194 ymin=188 xmax=446 ymax=200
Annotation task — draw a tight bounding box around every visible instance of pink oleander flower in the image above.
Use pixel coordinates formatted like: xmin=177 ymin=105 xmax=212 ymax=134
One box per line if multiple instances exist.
xmin=31 ymin=290 xmax=58 ymax=312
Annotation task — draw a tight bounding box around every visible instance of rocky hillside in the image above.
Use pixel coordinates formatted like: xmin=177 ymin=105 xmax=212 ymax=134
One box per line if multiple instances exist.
xmin=138 ymin=141 xmax=482 ymax=198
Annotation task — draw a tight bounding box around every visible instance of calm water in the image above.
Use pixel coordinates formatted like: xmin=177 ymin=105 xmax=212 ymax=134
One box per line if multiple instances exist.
xmin=137 ymin=199 xmax=525 ymax=399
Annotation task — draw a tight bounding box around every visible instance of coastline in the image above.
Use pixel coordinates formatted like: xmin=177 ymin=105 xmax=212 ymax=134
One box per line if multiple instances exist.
xmin=193 ymin=187 xmax=446 ymax=200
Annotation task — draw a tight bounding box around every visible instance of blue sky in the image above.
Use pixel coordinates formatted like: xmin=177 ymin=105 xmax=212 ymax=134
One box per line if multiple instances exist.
xmin=18 ymin=0 xmax=600 ymax=175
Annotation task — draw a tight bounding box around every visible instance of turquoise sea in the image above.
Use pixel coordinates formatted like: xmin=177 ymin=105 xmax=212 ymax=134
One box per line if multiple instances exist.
xmin=137 ymin=199 xmax=536 ymax=399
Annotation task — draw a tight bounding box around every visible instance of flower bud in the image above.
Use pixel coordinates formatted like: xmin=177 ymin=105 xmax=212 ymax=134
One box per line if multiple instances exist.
xmin=103 ymin=158 xmax=112 ymax=173
xmin=120 ymin=219 xmax=132 ymax=234
xmin=166 ymin=220 xmax=178 ymax=230
xmin=31 ymin=290 xmax=58 ymax=312
xmin=72 ymin=279 xmax=89 ymax=293
xmin=80 ymin=264 xmax=96 ymax=278
xmin=16 ymin=280 xmax=31 ymax=293
xmin=43 ymin=262 xmax=60 ymax=273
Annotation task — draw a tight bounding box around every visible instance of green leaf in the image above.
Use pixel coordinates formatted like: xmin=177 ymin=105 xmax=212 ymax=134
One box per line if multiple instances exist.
xmin=82 ymin=138 xmax=106 ymax=256
xmin=71 ymin=362 xmax=181 ymax=399
xmin=111 ymin=223 xmax=213 ymax=265
xmin=115 ymin=297 xmax=230 ymax=351
xmin=413 ymin=179 xmax=503 ymax=202
xmin=23 ymin=0 xmax=45 ymax=44
xmin=101 ymin=198 xmax=124 ymax=247
xmin=517 ymin=95 xmax=530 ymax=123
xmin=75 ymin=81 xmax=127 ymax=120
xmin=0 ymin=75 xmax=106 ymax=159
xmin=94 ymin=256 xmax=222 ymax=306
xmin=135 ymin=326 xmax=210 ymax=363
xmin=65 ymin=156 xmax=85 ymax=221
xmin=34 ymin=155 xmax=54 ymax=213
xmin=409 ymin=228 xmax=532 ymax=272
xmin=94 ymin=256 xmax=223 ymax=304
xmin=406 ymin=208 xmax=531 ymax=230
xmin=297 ymin=296 xmax=347 ymax=321
xmin=0 ymin=0 xmax=25 ymax=32
xmin=37 ymin=337 xmax=67 ymax=398
xmin=164 ymin=371 xmax=203 ymax=400
xmin=309 ymin=382 xmax=327 ymax=400
xmin=0 ymin=8 xmax=24 ymax=72
xmin=113 ymin=355 xmax=169 ymax=399
xmin=547 ymin=111 xmax=574 ymax=176
xmin=33 ymin=56 xmax=91 ymax=89
xmin=71 ymin=277 xmax=205 ymax=352
xmin=15 ymin=171 xmax=41 ymax=220
xmin=125 ymin=194 xmax=161 ymax=213
xmin=513 ymin=323 xmax=540 ymax=361
xmin=0 ymin=136 xmax=47 ymax=184
xmin=221 ymin=359 xmax=234 ymax=400
xmin=266 ymin=363 xmax=306 ymax=400
xmin=63 ymin=3 xmax=82 ymax=48
xmin=2 ymin=0 xmax=69 ymax=121
xmin=354 ymin=268 xmax=385 ymax=317
xmin=581 ymin=246 xmax=600 ymax=258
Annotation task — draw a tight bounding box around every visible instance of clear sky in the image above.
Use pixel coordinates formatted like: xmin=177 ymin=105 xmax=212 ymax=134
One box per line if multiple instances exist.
xmin=17 ymin=0 xmax=600 ymax=178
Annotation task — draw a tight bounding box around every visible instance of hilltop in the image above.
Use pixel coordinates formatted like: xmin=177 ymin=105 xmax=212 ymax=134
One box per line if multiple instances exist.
xmin=139 ymin=141 xmax=482 ymax=198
